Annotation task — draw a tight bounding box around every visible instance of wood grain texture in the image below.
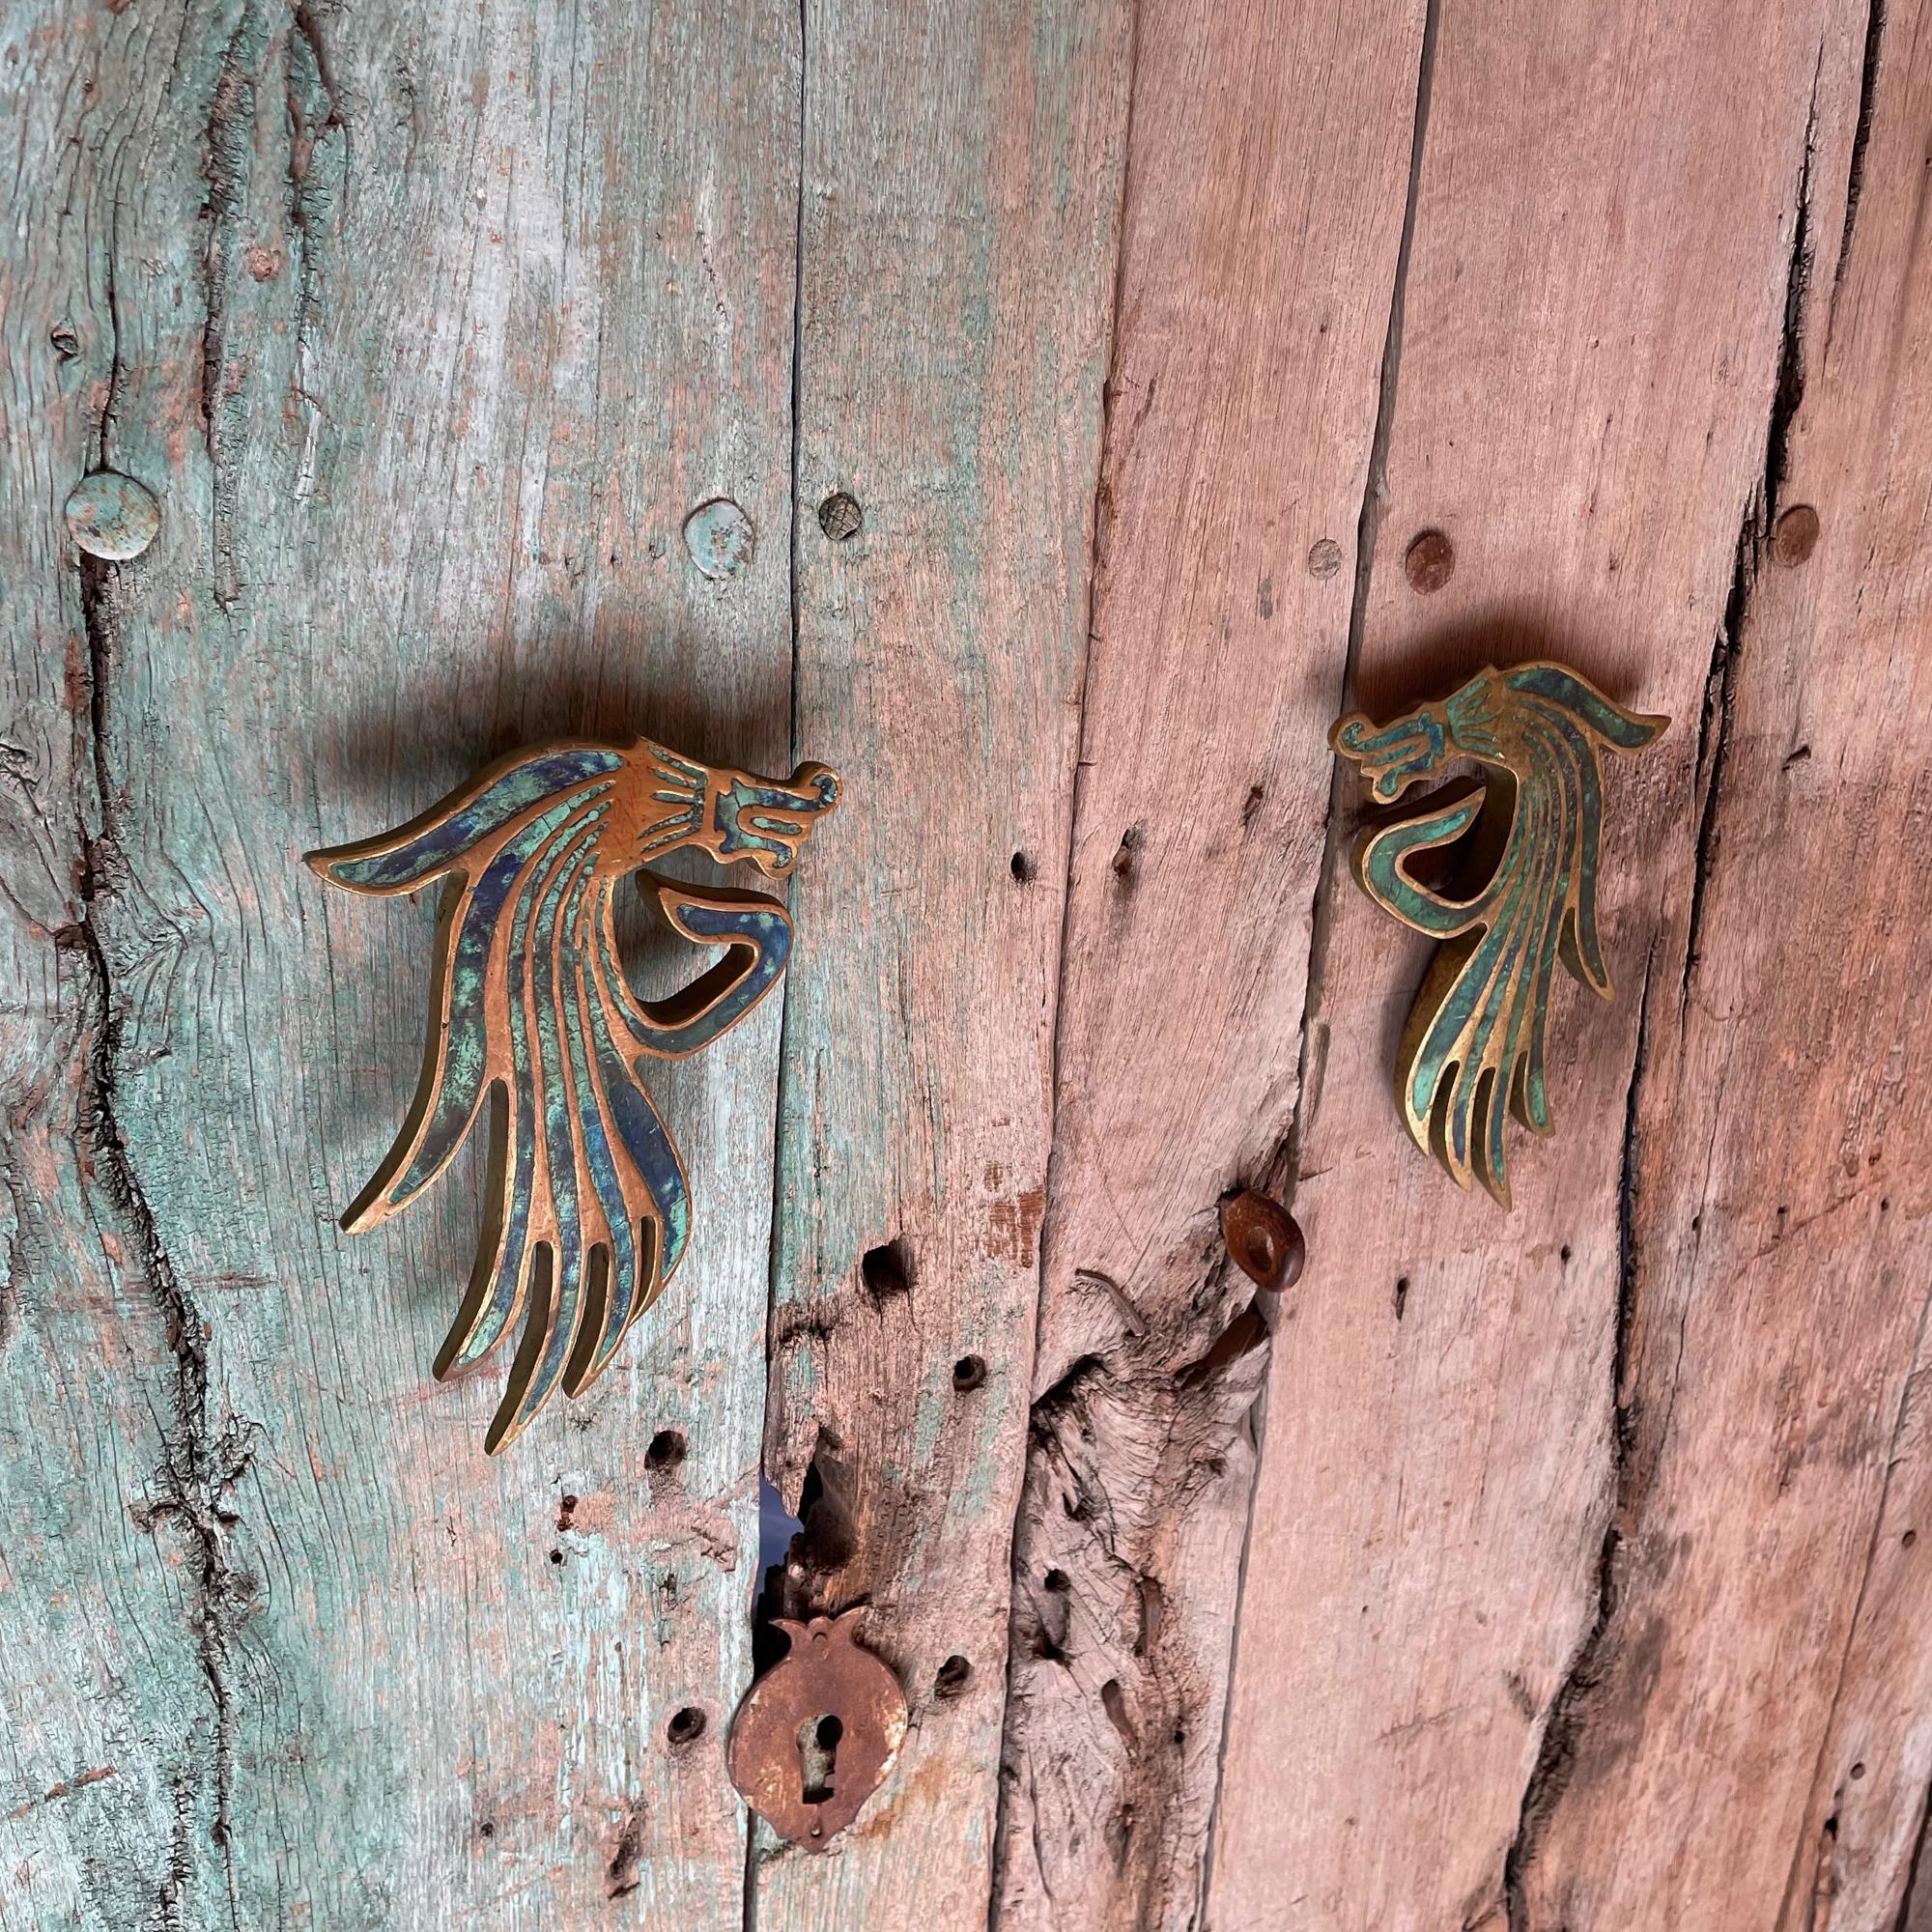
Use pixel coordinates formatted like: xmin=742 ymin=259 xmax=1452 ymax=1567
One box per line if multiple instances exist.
xmin=755 ymin=0 xmax=1131 ymax=1921
xmin=1 ymin=0 xmax=802 ymax=1923
xmin=1520 ymin=3 xmax=1932 ymax=1920
xmin=1207 ymin=3 xmax=1861 ymax=1928
xmin=0 ymin=11 xmax=221 ymax=1924
xmin=987 ymin=1 xmax=1428 ymax=1925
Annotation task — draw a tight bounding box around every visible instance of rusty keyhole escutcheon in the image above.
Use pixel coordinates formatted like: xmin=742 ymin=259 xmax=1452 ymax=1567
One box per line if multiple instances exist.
xmin=726 ymin=1608 xmax=907 ymax=1849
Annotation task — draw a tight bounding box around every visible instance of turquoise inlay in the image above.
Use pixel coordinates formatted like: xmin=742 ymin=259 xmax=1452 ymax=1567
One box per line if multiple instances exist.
xmin=1444 ymin=745 xmax=1555 ymax=1175
xmin=558 ymin=870 xmax=638 ymax=1368
xmin=450 ymin=815 xmax=597 ymax=1370
xmin=518 ymin=828 xmax=601 ymax=1423
xmin=1409 ymin=768 xmax=1548 ymax=1147
xmin=386 ymin=797 xmax=597 ymax=1206
xmin=327 ymin=751 xmax=619 ymax=890
xmin=586 ymin=913 xmax=693 ymax=1279
xmin=1359 ymin=790 xmax=1486 ymax=936
xmin=1509 ymin=663 xmax=1661 ymax=751
xmin=1334 ymin=661 xmax=1666 ymax=1203
xmin=711 ymin=768 xmax=840 ymax=867
xmin=315 ymin=733 xmax=839 ymax=1450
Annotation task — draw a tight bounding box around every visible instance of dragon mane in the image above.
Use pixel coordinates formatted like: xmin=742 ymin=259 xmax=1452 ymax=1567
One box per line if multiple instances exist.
xmin=1332 ymin=662 xmax=1666 ymax=1206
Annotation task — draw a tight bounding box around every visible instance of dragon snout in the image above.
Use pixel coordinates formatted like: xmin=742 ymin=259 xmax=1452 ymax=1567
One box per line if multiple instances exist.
xmin=722 ymin=762 xmax=843 ymax=876
xmin=1331 ymin=706 xmax=1449 ymax=802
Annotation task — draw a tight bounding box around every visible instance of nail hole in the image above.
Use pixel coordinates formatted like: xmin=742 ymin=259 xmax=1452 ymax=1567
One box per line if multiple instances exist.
xmin=1850 ymin=1761 xmax=1866 ymax=1779
xmin=479 ymin=1820 xmax=496 ymax=1839
xmin=1043 ymin=1568 xmax=1071 ymax=1594
xmin=1010 ymin=850 xmax=1036 ymax=883
xmin=646 ymin=1429 xmax=687 ymax=1471
xmin=818 ymin=491 xmax=863 ymax=541
xmin=1559 ymin=1245 xmax=1573 ymax=1264
xmin=934 ymin=1654 xmax=972 ymax=1699
xmin=666 ymin=1706 xmax=706 ymax=1747
xmin=1393 ymin=1276 xmax=1409 ymax=1320
xmin=952 ymin=1353 xmax=987 ymax=1393
xmin=1904 ymin=1529 xmax=1918 ymax=1548
xmin=549 ymin=1548 xmax=564 ymax=1565
xmin=862 ymin=1239 xmax=912 ymax=1299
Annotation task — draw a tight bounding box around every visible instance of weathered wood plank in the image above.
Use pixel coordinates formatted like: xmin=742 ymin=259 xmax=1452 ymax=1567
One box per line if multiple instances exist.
xmin=1207 ymin=4 xmax=1855 ymax=1927
xmin=988 ymin=0 xmax=1428 ymax=1924
xmin=0 ymin=6 xmax=273 ymax=1922
xmin=3 ymin=1 xmax=803 ymax=1924
xmin=1520 ymin=4 xmax=1932 ymax=1919
xmin=756 ymin=0 xmax=1130 ymax=1919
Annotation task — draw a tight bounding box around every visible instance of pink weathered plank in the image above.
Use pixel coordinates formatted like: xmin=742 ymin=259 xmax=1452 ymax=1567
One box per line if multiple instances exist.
xmin=754 ymin=0 xmax=1131 ymax=1921
xmin=1520 ymin=3 xmax=1932 ymax=1919
xmin=1208 ymin=3 xmax=1859 ymax=1927
xmin=989 ymin=0 xmax=1429 ymax=1924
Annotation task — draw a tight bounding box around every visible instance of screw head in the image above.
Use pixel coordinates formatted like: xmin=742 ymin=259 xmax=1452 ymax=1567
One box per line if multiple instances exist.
xmin=1307 ymin=537 xmax=1344 ymax=580
xmin=1771 ymin=503 xmax=1820 ymax=567
xmin=65 ymin=470 xmax=160 ymax=561
xmin=1404 ymin=528 xmax=1454 ymax=594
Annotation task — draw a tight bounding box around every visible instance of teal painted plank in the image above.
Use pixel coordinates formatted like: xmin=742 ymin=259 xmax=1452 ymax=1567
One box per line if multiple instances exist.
xmin=0 ymin=4 xmax=233 ymax=1924
xmin=758 ymin=0 xmax=1131 ymax=1920
xmin=1 ymin=0 xmax=801 ymax=1924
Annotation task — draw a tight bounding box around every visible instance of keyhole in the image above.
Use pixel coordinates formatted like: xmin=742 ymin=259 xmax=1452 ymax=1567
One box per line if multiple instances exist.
xmin=797 ymin=1713 xmax=843 ymax=1832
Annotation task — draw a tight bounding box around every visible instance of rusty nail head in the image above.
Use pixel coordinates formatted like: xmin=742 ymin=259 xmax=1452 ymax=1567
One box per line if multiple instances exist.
xmin=1307 ymin=537 xmax=1344 ymax=580
xmin=818 ymin=492 xmax=863 ymax=541
xmin=1771 ymin=503 xmax=1820 ymax=567
xmin=1404 ymin=528 xmax=1454 ymax=594
xmin=1221 ymin=1190 xmax=1304 ymax=1293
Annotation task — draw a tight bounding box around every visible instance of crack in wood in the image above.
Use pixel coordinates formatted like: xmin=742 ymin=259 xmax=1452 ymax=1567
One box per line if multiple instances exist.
xmin=1831 ymin=0 xmax=1887 ymax=337
xmin=1500 ymin=941 xmax=1657 ymax=1931
xmin=285 ymin=4 xmax=346 ymax=494
xmin=68 ymin=493 xmax=257 ymax=1932
xmin=1685 ymin=67 xmax=1818 ymax=1019
xmin=1779 ymin=1276 xmax=1932 ymax=1928
xmin=197 ymin=2 xmax=267 ymax=611
xmin=1764 ymin=59 xmax=1821 ymax=527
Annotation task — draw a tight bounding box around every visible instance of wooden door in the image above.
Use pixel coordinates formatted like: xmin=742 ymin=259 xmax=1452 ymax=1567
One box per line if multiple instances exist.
xmin=3 ymin=0 xmax=1927 ymax=1926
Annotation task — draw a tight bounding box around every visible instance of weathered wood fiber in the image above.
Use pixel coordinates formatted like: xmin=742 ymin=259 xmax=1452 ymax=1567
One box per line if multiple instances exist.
xmin=1 ymin=1 xmax=802 ymax=1924
xmin=988 ymin=0 xmax=1428 ymax=1925
xmin=1518 ymin=4 xmax=1932 ymax=1919
xmin=755 ymin=0 xmax=1130 ymax=1921
xmin=1207 ymin=3 xmax=1858 ymax=1928
xmin=0 ymin=13 xmax=219 ymax=1925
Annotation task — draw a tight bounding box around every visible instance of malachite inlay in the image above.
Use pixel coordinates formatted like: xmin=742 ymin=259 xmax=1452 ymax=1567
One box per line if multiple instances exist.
xmin=307 ymin=734 xmax=840 ymax=1452
xmin=1331 ymin=662 xmax=1667 ymax=1208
